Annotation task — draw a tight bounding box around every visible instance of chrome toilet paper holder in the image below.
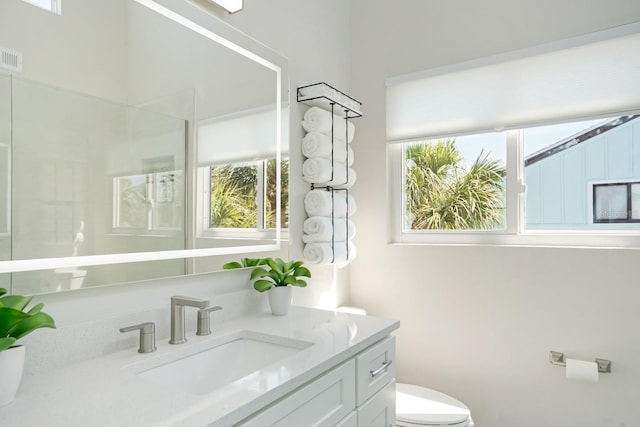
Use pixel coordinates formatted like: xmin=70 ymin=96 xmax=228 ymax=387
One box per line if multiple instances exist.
xmin=549 ymin=351 xmax=612 ymax=373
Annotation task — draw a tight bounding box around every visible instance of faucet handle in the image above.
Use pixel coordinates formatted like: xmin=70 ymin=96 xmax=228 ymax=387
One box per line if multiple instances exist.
xmin=120 ymin=322 xmax=157 ymax=353
xmin=196 ymin=306 xmax=223 ymax=336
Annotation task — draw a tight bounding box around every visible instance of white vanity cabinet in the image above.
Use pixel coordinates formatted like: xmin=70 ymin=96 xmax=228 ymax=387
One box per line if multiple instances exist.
xmin=357 ymin=380 xmax=396 ymax=427
xmin=237 ymin=360 xmax=356 ymax=427
xmin=236 ymin=335 xmax=396 ymax=427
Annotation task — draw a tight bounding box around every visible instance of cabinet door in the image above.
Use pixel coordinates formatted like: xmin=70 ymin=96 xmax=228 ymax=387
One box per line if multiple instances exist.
xmin=357 ymin=380 xmax=395 ymax=427
xmin=237 ymin=359 xmax=356 ymax=427
xmin=355 ymin=336 xmax=396 ymax=405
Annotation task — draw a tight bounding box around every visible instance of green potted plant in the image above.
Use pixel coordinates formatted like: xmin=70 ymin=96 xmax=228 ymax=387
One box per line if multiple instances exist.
xmin=249 ymin=258 xmax=311 ymax=315
xmin=0 ymin=288 xmax=56 ymax=407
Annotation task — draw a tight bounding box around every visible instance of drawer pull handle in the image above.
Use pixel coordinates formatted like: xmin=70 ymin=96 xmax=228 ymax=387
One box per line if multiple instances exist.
xmin=370 ymin=360 xmax=392 ymax=378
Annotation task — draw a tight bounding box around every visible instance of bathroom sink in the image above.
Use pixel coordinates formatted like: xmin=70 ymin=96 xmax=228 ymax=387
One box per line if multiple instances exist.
xmin=128 ymin=330 xmax=313 ymax=395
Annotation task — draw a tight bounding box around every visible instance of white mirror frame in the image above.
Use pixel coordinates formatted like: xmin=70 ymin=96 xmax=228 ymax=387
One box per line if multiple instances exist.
xmin=0 ymin=0 xmax=283 ymax=274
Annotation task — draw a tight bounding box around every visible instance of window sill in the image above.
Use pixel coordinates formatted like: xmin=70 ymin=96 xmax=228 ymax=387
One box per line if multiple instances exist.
xmin=393 ymin=231 xmax=640 ymax=249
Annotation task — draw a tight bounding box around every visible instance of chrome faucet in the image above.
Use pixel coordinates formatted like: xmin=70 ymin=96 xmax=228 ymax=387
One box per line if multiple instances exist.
xmin=170 ymin=296 xmax=210 ymax=344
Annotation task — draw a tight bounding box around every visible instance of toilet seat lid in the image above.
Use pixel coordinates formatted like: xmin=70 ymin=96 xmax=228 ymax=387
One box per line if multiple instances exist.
xmin=396 ymin=383 xmax=470 ymax=426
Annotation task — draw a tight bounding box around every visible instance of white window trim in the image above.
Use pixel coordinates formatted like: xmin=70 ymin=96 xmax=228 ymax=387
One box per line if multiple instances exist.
xmin=389 ymin=128 xmax=640 ymax=249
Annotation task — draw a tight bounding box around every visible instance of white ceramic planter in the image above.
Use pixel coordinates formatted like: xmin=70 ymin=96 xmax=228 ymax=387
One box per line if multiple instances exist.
xmin=268 ymin=286 xmax=293 ymax=316
xmin=0 ymin=345 xmax=26 ymax=407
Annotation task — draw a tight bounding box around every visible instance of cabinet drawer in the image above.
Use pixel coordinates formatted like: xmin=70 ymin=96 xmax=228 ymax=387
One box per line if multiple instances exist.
xmin=357 ymin=380 xmax=396 ymax=427
xmin=355 ymin=336 xmax=396 ymax=405
xmin=237 ymin=359 xmax=356 ymax=427
xmin=335 ymin=411 xmax=357 ymax=427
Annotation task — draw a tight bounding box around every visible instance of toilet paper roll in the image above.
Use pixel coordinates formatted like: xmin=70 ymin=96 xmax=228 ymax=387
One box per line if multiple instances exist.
xmin=566 ymin=358 xmax=599 ymax=383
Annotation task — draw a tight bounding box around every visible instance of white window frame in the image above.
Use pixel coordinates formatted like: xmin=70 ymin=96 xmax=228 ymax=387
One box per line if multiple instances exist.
xmin=196 ymin=159 xmax=288 ymax=241
xmin=20 ymin=0 xmax=61 ymax=14
xmin=390 ymin=120 xmax=640 ymax=249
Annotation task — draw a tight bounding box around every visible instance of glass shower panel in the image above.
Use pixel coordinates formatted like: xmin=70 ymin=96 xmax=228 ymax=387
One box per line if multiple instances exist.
xmin=10 ymin=77 xmax=187 ymax=293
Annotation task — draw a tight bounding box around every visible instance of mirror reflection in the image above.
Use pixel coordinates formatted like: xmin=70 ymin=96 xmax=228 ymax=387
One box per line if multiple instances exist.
xmin=0 ymin=0 xmax=286 ymax=294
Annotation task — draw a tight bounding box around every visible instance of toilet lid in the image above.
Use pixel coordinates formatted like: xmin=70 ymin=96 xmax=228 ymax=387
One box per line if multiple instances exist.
xmin=396 ymin=383 xmax=470 ymax=426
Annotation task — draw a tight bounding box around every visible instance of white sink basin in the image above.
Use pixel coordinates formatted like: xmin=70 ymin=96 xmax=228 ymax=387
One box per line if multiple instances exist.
xmin=128 ymin=330 xmax=313 ymax=395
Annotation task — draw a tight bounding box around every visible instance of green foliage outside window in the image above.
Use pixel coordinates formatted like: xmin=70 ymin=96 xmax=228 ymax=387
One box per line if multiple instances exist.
xmin=210 ymin=163 xmax=258 ymax=228
xmin=210 ymin=159 xmax=288 ymax=230
xmin=405 ymin=139 xmax=506 ymax=230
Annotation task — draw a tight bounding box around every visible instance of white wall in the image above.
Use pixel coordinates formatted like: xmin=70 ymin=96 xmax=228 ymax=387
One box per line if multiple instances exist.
xmin=0 ymin=0 xmax=128 ymax=102
xmin=348 ymin=1 xmax=640 ymax=426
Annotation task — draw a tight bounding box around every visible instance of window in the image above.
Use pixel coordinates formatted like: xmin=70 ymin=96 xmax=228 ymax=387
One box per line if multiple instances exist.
xmin=403 ymin=133 xmax=506 ymax=231
xmin=198 ymin=158 xmax=288 ymax=239
xmin=523 ymin=116 xmax=640 ymax=232
xmin=391 ymin=115 xmax=640 ymax=247
xmin=20 ymin=0 xmax=61 ymax=14
xmin=112 ymin=170 xmax=184 ymax=233
xmin=592 ymin=182 xmax=640 ymax=223
xmin=112 ymin=156 xmax=184 ymax=234
xmin=387 ymin=23 xmax=640 ymax=248
xmin=195 ymin=105 xmax=285 ymax=240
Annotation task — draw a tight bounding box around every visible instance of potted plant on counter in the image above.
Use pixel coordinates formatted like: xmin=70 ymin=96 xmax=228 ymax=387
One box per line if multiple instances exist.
xmin=0 ymin=288 xmax=56 ymax=407
xmin=223 ymin=257 xmax=311 ymax=315
xmin=249 ymin=258 xmax=311 ymax=315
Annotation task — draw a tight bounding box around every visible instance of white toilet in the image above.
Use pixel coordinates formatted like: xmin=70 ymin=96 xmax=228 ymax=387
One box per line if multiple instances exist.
xmin=336 ymin=307 xmax=474 ymax=427
xmin=396 ymin=382 xmax=474 ymax=427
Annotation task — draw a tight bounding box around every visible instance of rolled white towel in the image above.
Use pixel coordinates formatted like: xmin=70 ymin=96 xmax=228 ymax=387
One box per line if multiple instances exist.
xmin=302 ymin=158 xmax=356 ymax=188
xmin=303 ymin=241 xmax=356 ymax=265
xmin=303 ymin=216 xmax=356 ymax=242
xmin=302 ymin=107 xmax=355 ymax=142
xmin=302 ymin=132 xmax=354 ymax=166
xmin=304 ymin=190 xmax=356 ymax=217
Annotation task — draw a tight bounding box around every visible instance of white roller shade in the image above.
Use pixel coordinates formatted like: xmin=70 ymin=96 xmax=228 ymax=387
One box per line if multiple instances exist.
xmin=386 ymin=22 xmax=640 ymax=142
xmin=197 ymin=105 xmax=288 ymax=165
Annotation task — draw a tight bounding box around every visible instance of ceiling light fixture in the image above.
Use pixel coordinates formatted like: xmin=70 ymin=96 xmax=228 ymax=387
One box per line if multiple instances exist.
xmin=209 ymin=0 xmax=243 ymax=13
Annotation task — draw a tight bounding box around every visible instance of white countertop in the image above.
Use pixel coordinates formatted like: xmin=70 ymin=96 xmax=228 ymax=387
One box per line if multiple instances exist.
xmin=0 ymin=307 xmax=399 ymax=427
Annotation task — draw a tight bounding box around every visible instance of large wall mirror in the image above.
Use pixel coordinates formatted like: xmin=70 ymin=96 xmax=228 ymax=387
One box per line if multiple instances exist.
xmin=0 ymin=0 xmax=288 ymax=294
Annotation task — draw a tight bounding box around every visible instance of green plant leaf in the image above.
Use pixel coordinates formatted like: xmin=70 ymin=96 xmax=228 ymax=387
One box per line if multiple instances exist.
xmin=0 ymin=288 xmax=7 ymax=298
xmin=27 ymin=302 xmax=44 ymax=315
xmin=0 ymin=307 xmax=30 ymax=337
xmin=222 ymin=261 xmax=243 ymax=269
xmin=0 ymin=295 xmax=32 ymax=311
xmin=267 ymin=270 xmax=283 ymax=284
xmin=293 ymin=266 xmax=311 ymax=278
xmin=8 ymin=312 xmax=56 ymax=340
xmin=0 ymin=337 xmax=16 ymax=352
xmin=289 ymin=277 xmax=307 ymax=288
xmin=253 ymin=280 xmax=274 ymax=292
xmin=266 ymin=258 xmax=282 ymax=274
xmin=250 ymin=267 xmax=270 ymax=280
xmin=283 ymin=276 xmax=297 ymax=285
xmin=244 ymin=258 xmax=268 ymax=266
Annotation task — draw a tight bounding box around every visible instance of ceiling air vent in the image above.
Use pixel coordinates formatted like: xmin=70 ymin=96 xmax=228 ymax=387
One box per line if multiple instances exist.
xmin=1 ymin=47 xmax=23 ymax=73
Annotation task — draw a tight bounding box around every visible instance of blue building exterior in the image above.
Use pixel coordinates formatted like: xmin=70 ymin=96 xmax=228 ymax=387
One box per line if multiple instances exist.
xmin=525 ymin=115 xmax=640 ymax=230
